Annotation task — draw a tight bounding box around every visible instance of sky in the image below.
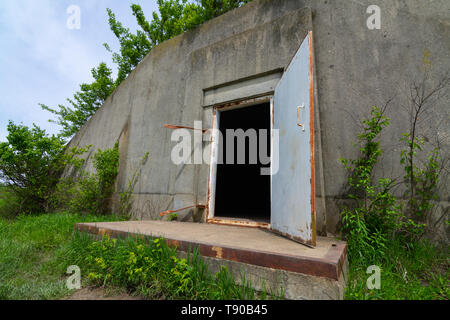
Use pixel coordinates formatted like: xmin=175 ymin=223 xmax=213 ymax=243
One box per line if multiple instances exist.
xmin=0 ymin=0 xmax=160 ymax=142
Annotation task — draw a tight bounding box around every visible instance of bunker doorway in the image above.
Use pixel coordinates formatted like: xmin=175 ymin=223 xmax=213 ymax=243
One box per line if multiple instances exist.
xmin=207 ymin=32 xmax=316 ymax=247
xmin=214 ymin=102 xmax=271 ymax=223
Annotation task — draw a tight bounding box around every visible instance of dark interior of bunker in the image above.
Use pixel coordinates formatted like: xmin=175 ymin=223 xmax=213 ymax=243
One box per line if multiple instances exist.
xmin=214 ymin=103 xmax=271 ymax=222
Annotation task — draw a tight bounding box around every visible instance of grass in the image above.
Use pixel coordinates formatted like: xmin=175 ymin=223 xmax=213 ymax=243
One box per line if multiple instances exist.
xmin=345 ymin=237 xmax=449 ymax=300
xmin=64 ymin=232 xmax=276 ymax=300
xmin=0 ymin=212 xmax=125 ymax=300
xmin=1 ymin=211 xmax=447 ymax=300
xmin=0 ymin=185 xmax=282 ymax=300
xmin=0 ymin=185 xmax=446 ymax=300
xmin=0 ymin=211 xmax=283 ymax=300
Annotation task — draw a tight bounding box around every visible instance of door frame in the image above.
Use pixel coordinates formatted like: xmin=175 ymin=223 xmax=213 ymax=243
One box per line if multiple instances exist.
xmin=204 ymin=31 xmax=316 ymax=246
xmin=206 ymin=95 xmax=273 ymax=229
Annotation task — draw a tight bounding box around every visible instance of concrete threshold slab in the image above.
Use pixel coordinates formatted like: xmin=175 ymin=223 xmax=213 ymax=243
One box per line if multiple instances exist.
xmin=75 ymin=220 xmax=347 ymax=281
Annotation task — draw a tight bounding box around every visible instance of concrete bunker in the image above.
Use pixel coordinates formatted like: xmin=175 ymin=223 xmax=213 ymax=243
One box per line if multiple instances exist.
xmin=77 ymin=0 xmax=450 ymax=298
xmin=71 ymin=0 xmax=450 ymax=298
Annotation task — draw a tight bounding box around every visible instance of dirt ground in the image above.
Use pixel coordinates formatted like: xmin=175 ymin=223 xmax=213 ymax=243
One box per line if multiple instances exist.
xmin=65 ymin=286 xmax=141 ymax=300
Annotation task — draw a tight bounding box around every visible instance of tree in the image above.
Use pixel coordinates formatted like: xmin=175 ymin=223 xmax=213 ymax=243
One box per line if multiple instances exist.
xmin=104 ymin=0 xmax=252 ymax=86
xmin=0 ymin=122 xmax=85 ymax=213
xmin=41 ymin=1 xmax=252 ymax=139
xmin=400 ymin=71 xmax=450 ymax=225
xmin=40 ymin=62 xmax=115 ymax=138
xmin=196 ymin=0 xmax=251 ymax=21
xmin=103 ymin=7 xmax=153 ymax=86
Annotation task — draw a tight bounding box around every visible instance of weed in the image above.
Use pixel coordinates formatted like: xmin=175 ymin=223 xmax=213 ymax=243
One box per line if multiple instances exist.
xmin=64 ymin=233 xmax=277 ymax=300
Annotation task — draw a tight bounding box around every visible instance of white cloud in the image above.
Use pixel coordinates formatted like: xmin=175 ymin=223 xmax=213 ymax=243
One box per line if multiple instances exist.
xmin=0 ymin=0 xmax=97 ymax=84
xmin=0 ymin=0 xmax=159 ymax=141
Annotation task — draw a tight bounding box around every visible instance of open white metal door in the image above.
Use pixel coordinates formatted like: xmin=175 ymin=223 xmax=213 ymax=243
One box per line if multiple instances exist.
xmin=271 ymin=31 xmax=316 ymax=247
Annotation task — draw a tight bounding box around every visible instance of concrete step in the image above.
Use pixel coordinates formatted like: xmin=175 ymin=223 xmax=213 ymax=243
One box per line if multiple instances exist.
xmin=75 ymin=220 xmax=348 ymax=299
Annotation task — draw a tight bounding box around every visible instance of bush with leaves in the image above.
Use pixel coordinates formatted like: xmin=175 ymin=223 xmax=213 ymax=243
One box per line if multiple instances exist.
xmin=63 ymin=143 xmax=119 ymax=215
xmin=400 ymin=132 xmax=442 ymax=225
xmin=0 ymin=121 xmax=87 ymax=215
xmin=399 ymin=70 xmax=449 ymax=234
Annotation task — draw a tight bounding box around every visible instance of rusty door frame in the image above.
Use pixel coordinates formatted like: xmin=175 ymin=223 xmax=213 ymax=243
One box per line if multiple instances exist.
xmin=205 ymin=31 xmax=316 ymax=246
xmin=206 ymin=95 xmax=273 ymax=229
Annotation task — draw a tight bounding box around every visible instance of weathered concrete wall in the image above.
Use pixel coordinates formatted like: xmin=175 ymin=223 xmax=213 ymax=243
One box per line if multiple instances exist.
xmin=69 ymin=0 xmax=450 ymax=241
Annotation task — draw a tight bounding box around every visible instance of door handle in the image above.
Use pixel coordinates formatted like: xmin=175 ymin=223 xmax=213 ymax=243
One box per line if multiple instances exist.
xmin=297 ymin=104 xmax=305 ymax=131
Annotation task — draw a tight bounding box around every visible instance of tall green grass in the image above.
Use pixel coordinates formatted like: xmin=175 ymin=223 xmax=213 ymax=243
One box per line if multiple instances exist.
xmin=2 ymin=211 xmax=445 ymax=300
xmin=0 ymin=212 xmax=124 ymax=299
xmin=65 ymin=232 xmax=283 ymax=300
xmin=345 ymin=237 xmax=449 ymax=300
xmin=0 ymin=212 xmax=283 ymax=300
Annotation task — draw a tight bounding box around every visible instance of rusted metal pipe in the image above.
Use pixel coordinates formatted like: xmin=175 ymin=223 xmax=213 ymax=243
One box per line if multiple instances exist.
xmin=164 ymin=124 xmax=209 ymax=133
xmin=160 ymin=204 xmax=206 ymax=217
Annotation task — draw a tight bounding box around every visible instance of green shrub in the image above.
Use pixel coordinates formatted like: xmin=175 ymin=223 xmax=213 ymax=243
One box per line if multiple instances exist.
xmin=0 ymin=185 xmax=21 ymax=219
xmin=341 ymin=105 xmax=448 ymax=300
xmin=345 ymin=238 xmax=449 ymax=300
xmin=340 ymin=106 xmax=424 ymax=264
xmin=400 ymin=134 xmax=441 ymax=224
xmin=0 ymin=122 xmax=87 ymax=215
xmin=55 ymin=143 xmax=120 ymax=215
xmin=398 ymin=70 xmax=449 ymax=228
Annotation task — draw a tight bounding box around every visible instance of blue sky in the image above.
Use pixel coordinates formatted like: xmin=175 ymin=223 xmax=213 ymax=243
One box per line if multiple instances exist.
xmin=0 ymin=0 xmax=160 ymax=141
